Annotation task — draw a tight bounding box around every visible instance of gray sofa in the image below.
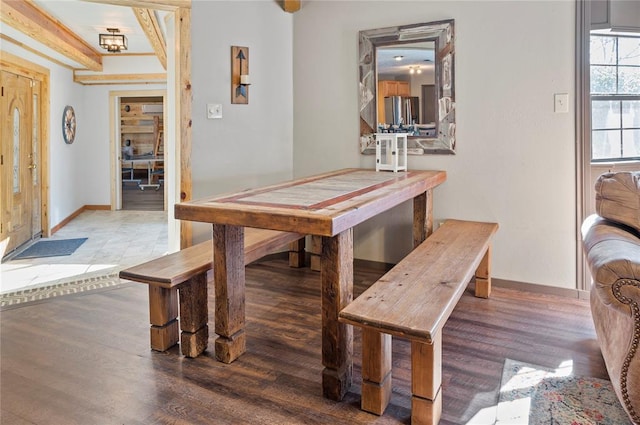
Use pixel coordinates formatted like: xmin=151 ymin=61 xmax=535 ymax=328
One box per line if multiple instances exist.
xmin=582 ymin=171 xmax=640 ymax=424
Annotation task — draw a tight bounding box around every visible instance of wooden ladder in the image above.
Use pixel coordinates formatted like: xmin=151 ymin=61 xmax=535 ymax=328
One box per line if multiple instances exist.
xmin=151 ymin=115 xmax=164 ymax=183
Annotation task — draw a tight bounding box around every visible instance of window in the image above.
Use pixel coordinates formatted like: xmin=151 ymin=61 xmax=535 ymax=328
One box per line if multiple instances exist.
xmin=590 ymin=34 xmax=640 ymax=162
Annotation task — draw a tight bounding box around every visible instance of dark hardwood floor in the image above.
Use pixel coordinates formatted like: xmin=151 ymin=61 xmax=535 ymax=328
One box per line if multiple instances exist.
xmin=0 ymin=258 xmax=607 ymax=424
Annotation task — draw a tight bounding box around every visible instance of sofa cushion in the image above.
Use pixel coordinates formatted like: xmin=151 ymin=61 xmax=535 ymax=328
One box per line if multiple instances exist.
xmin=595 ymin=171 xmax=640 ymax=233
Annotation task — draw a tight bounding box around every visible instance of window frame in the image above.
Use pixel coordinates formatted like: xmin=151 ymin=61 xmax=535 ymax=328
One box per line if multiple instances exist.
xmin=589 ymin=33 xmax=640 ymax=163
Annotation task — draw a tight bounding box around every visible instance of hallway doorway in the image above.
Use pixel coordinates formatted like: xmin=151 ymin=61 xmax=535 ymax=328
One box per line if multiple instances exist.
xmin=110 ymin=90 xmax=167 ymax=212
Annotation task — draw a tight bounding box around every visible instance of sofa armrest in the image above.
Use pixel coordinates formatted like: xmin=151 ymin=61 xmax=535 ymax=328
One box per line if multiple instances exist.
xmin=595 ymin=171 xmax=640 ymax=233
xmin=582 ymin=214 xmax=640 ymax=315
xmin=583 ymin=214 xmax=640 ymax=423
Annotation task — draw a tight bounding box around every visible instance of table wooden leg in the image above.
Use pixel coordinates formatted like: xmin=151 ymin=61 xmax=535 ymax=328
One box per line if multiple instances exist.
xmin=413 ymin=189 xmax=433 ymax=248
xmin=321 ymin=229 xmax=353 ymax=401
xmin=178 ymin=273 xmax=209 ymax=358
xmin=213 ymin=224 xmax=246 ymax=363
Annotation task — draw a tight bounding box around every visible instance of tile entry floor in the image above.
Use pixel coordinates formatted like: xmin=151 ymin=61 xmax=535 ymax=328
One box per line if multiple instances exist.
xmin=1 ymin=210 xmax=168 ymax=293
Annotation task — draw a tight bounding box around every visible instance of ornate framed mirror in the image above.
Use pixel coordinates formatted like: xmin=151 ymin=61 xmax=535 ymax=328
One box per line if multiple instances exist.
xmin=359 ymin=20 xmax=455 ymax=155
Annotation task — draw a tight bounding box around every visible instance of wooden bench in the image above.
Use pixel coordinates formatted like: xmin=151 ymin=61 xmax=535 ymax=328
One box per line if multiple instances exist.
xmin=339 ymin=219 xmax=498 ymax=425
xmin=120 ymin=228 xmax=305 ymax=358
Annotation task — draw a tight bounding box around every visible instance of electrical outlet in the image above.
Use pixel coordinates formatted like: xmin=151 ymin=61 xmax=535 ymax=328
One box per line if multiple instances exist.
xmin=554 ymin=93 xmax=569 ymax=113
xmin=207 ymin=103 xmax=222 ymax=119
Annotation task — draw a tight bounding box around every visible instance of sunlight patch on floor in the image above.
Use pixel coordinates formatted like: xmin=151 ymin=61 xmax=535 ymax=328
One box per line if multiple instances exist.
xmin=494 ymin=360 xmax=573 ymax=424
xmin=1 ymin=262 xmax=117 ymax=293
xmin=464 ymin=360 xmax=574 ymax=425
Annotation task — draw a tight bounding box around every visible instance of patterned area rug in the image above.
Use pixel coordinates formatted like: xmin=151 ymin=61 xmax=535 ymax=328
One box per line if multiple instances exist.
xmin=1 ymin=268 xmax=125 ymax=308
xmin=496 ymin=358 xmax=630 ymax=424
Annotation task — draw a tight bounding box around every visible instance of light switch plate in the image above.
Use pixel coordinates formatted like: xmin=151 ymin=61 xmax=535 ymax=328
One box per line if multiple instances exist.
xmin=207 ymin=103 xmax=222 ymax=119
xmin=554 ymin=93 xmax=569 ymax=113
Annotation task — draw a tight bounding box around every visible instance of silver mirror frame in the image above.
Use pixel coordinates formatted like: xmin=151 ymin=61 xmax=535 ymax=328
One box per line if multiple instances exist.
xmin=359 ymin=19 xmax=455 ymax=155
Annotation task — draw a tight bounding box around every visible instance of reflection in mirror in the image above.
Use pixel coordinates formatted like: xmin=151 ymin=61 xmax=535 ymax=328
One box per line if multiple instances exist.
xmin=359 ymin=20 xmax=455 ymax=155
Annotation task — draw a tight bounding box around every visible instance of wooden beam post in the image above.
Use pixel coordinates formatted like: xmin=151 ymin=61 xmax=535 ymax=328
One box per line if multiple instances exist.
xmin=176 ymin=7 xmax=192 ymax=249
xmin=283 ymin=0 xmax=300 ymax=13
xmin=133 ymin=8 xmax=167 ymax=70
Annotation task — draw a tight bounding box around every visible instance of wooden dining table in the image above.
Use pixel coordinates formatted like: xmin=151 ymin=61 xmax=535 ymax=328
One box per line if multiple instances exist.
xmin=174 ymin=168 xmax=446 ymax=401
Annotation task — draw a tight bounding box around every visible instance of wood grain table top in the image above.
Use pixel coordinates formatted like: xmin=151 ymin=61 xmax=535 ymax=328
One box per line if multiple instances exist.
xmin=175 ymin=168 xmax=446 ymax=236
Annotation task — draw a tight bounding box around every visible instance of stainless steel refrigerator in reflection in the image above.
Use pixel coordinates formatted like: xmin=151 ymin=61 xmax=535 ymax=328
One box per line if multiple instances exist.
xmin=384 ymin=96 xmax=419 ymax=126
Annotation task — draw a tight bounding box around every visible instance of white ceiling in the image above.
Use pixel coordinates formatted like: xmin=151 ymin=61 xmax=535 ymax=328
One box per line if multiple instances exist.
xmin=377 ymin=42 xmax=435 ymax=76
xmin=1 ymin=0 xmax=165 ymax=69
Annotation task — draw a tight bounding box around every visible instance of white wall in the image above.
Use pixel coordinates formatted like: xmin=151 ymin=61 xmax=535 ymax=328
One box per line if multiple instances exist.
xmin=293 ymin=1 xmax=577 ymax=289
xmin=190 ymin=1 xmax=294 ymax=242
xmin=81 ymin=83 xmax=166 ymax=206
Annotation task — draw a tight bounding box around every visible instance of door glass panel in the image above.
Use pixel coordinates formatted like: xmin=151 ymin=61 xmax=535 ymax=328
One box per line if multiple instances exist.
xmin=32 ymin=93 xmax=38 ymax=186
xmin=12 ymin=107 xmax=20 ymax=193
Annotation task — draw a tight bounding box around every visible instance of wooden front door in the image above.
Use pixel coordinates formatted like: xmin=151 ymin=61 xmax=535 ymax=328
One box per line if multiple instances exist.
xmin=1 ymin=70 xmax=36 ymax=254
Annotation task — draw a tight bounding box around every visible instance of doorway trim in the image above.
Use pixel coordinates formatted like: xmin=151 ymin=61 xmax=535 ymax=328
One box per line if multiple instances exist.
xmin=575 ymin=0 xmax=591 ymax=291
xmin=109 ymin=89 xmax=167 ymax=210
xmin=0 ymin=51 xmax=50 ymax=240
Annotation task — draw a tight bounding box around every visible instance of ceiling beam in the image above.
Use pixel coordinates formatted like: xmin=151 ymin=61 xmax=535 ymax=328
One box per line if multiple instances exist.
xmin=283 ymin=0 xmax=300 ymax=13
xmin=0 ymin=0 xmax=103 ymax=71
xmin=133 ymin=8 xmax=167 ymax=70
xmin=0 ymin=33 xmax=74 ymax=70
xmin=73 ymin=72 xmax=166 ymax=85
xmin=81 ymin=0 xmax=190 ymax=11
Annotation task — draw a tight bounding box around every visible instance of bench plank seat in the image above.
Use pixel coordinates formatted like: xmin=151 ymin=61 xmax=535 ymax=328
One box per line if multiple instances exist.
xmin=340 ymin=219 xmax=498 ymax=343
xmin=339 ymin=219 xmax=498 ymax=425
xmin=119 ymin=228 xmax=304 ymax=288
xmin=119 ymin=228 xmax=304 ymax=357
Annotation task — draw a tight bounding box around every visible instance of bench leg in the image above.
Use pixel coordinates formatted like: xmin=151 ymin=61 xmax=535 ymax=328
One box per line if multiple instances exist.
xmin=310 ymin=235 xmax=322 ymax=271
xmin=361 ymin=329 xmax=392 ymax=415
xmin=178 ymin=273 xmax=209 ymax=358
xmin=213 ymin=224 xmax=247 ymax=364
xmin=288 ymin=237 xmax=306 ymax=268
xmin=474 ymin=245 xmax=492 ymax=299
xmin=148 ymin=286 xmax=179 ymax=351
xmin=321 ymin=230 xmax=353 ymax=401
xmin=411 ymin=335 xmax=443 ymax=425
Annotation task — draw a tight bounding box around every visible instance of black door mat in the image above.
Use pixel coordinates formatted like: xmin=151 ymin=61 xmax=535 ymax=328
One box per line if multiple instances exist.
xmin=14 ymin=238 xmax=88 ymax=259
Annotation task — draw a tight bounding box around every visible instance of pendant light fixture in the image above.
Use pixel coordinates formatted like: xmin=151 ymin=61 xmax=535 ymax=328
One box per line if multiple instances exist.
xmin=99 ymin=28 xmax=127 ymax=53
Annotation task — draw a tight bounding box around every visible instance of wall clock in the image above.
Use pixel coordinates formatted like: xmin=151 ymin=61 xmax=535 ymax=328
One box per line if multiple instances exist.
xmin=62 ymin=105 xmax=76 ymax=144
